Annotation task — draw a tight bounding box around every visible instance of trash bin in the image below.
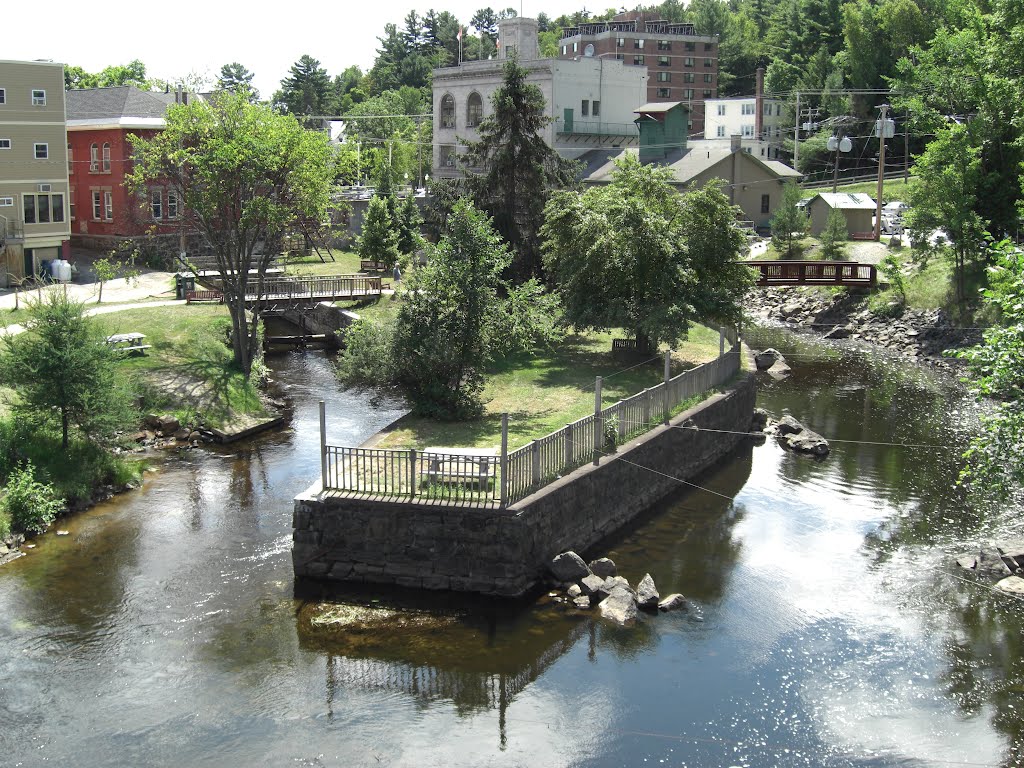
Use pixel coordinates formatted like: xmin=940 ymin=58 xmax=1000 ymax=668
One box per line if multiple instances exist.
xmin=175 ymin=273 xmax=195 ymax=299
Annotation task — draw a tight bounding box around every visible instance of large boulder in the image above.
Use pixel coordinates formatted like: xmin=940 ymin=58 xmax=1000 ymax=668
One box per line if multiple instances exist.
xmin=823 ymin=325 xmax=852 ymax=340
xmin=975 ymin=547 xmax=1012 ymax=577
xmin=589 ymin=557 xmax=617 ymax=579
xmin=636 ymin=573 xmax=660 ymax=612
xmin=995 ymin=576 xmax=1024 ymax=596
xmin=776 ymin=416 xmax=830 ymax=456
xmin=550 ymin=551 xmax=590 ymax=583
xmin=599 ymin=586 xmax=638 ymax=625
xmin=598 ymin=576 xmax=632 ymax=601
xmin=754 ymin=349 xmax=782 ymax=371
xmin=580 ymin=573 xmax=606 ymax=598
xmin=157 ymin=415 xmax=180 ymax=434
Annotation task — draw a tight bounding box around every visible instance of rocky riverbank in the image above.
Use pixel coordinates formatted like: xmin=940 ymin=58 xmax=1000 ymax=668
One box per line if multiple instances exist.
xmin=746 ymin=287 xmax=983 ymax=368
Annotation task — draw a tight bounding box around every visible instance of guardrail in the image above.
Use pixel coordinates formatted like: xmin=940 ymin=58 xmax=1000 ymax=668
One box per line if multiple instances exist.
xmin=318 ymin=326 xmax=741 ymax=508
xmin=742 ymin=260 xmax=877 ymax=287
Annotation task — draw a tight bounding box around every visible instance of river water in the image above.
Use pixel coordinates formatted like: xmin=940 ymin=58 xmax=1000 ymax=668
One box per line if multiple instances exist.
xmin=2 ymin=330 xmax=1024 ymax=767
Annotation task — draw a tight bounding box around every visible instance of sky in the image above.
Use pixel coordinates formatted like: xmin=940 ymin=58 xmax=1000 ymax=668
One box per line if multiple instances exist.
xmin=9 ymin=0 xmax=593 ymax=102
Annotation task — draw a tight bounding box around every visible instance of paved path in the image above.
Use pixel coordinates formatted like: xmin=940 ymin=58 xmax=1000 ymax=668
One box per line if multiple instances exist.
xmin=0 ymin=271 xmax=177 ymax=311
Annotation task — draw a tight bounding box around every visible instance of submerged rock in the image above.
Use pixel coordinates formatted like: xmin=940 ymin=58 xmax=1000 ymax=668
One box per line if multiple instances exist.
xmin=636 ymin=573 xmax=660 ymax=611
xmin=550 ymin=551 xmax=590 ymax=582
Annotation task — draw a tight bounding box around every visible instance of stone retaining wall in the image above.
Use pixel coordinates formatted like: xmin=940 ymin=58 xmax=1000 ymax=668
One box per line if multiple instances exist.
xmin=274 ymin=302 xmax=359 ymax=348
xmin=293 ymin=371 xmax=756 ymax=597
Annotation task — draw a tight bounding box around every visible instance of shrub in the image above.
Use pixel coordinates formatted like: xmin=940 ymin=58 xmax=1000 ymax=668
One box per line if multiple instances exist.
xmin=2 ymin=461 xmax=64 ymax=534
xmin=0 ymin=509 xmax=10 ymax=540
xmin=335 ymin=316 xmax=397 ymax=386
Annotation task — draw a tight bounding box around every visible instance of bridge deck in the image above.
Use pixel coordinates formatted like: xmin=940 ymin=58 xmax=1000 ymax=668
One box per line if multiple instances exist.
xmin=242 ymin=274 xmax=382 ymax=303
xmin=742 ymin=260 xmax=877 ymax=287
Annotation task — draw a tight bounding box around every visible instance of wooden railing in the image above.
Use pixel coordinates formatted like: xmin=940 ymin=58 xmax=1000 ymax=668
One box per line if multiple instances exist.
xmin=318 ymin=327 xmax=742 ymax=508
xmin=246 ymin=274 xmax=382 ymax=302
xmin=742 ymin=260 xmax=877 ymax=287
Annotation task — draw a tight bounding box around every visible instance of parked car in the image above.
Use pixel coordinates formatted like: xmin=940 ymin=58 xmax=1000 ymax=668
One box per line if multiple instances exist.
xmin=881 ymin=201 xmax=910 ymax=234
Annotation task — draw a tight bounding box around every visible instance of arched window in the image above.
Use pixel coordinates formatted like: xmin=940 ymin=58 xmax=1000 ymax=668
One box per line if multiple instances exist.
xmin=466 ymin=92 xmax=483 ymax=128
xmin=102 ymin=142 xmax=111 ymax=173
xmin=89 ymin=143 xmax=99 ymax=172
xmin=440 ymin=94 xmax=455 ymax=129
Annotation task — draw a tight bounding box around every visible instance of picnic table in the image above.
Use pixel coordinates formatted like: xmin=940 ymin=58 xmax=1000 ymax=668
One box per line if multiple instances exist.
xmin=421 ymin=446 xmax=498 ymax=487
xmin=106 ymin=332 xmax=151 ymax=356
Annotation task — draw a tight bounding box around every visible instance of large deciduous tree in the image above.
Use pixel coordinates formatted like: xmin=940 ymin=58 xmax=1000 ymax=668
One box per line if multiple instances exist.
xmin=130 ymin=93 xmax=334 ymax=376
xmin=461 ymin=54 xmax=578 ymax=281
xmin=541 ymin=155 xmax=752 ymax=353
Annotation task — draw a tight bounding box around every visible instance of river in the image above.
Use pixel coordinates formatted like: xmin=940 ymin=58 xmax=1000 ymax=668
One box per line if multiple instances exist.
xmin=1 ymin=329 xmax=1023 ymax=767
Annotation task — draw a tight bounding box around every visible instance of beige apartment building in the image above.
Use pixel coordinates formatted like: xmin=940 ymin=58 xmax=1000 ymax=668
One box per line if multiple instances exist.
xmin=0 ymin=60 xmax=71 ymax=285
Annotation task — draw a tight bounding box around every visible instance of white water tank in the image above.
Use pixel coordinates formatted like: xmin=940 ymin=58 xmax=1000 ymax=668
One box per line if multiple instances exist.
xmin=55 ymin=260 xmax=71 ymax=283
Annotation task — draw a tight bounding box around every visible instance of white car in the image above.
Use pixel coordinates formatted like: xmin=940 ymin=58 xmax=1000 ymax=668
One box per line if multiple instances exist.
xmin=881 ymin=201 xmax=910 ymax=234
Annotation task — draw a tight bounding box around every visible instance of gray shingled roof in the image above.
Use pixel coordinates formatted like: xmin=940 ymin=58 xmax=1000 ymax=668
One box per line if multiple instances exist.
xmin=579 ymin=144 xmax=802 ymax=185
xmin=66 ymin=86 xmax=179 ymax=121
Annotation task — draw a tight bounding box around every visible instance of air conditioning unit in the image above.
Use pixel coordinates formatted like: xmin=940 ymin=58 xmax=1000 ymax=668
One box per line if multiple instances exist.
xmin=38 ymin=183 xmax=51 ymax=192
xmin=444 ymin=158 xmax=455 ymax=167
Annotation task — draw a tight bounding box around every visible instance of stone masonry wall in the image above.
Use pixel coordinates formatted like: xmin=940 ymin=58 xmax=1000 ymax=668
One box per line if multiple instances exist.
xmin=293 ymin=373 xmax=756 ymax=597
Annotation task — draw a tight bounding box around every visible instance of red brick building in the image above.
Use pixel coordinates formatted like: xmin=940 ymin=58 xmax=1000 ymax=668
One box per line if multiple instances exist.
xmin=65 ymin=87 xmax=187 ymax=253
xmin=558 ymin=11 xmax=718 ymax=139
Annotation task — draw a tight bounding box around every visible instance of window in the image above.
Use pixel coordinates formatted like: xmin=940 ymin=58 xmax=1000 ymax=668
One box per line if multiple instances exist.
xmin=573 ymin=42 xmax=578 ymax=52
xmin=104 ymin=191 xmax=112 ymax=220
xmin=633 ymin=55 xmax=645 ymax=65
xmin=685 ymin=41 xmax=695 ymax=51
xmin=704 ymin=58 xmax=713 ymax=68
xmin=562 ymin=45 xmax=567 ymax=56
xmin=0 ymin=139 xmax=10 ymax=149
xmin=592 ymin=101 xmax=600 ymax=117
xmin=0 ymin=197 xmax=12 ymax=206
xmin=658 ymin=56 xmax=671 ymax=67
xmin=581 ymin=99 xmax=589 ymax=117
xmin=634 ymin=39 xmax=645 ymax=49
xmin=440 ymin=94 xmax=455 ymax=128
xmin=761 ymin=194 xmax=770 ymax=214
xmin=466 ymin=92 xmax=483 ymax=127
xmin=614 ymin=53 xmax=625 ymax=60
xmin=0 ymin=89 xmax=5 ymax=105
xmin=505 ymin=45 xmax=515 ymax=57
xmin=657 ymin=88 xmax=671 ymax=98
xmin=34 ymin=143 xmax=48 ymax=160
xmin=68 ymin=143 xmax=73 ymax=174
xmin=684 ymin=57 xmax=694 ymax=67
xmin=92 ymin=191 xmax=102 ymax=220
xmin=741 ymin=103 xmax=755 ymax=115
xmin=776 ymin=104 xmax=781 ymax=116
xmin=23 ymin=193 xmax=63 ymax=224
xmin=69 ymin=187 xmax=75 ymax=220
xmin=31 ymin=89 xmax=46 ymax=106
xmin=705 ymin=42 xmax=714 ymax=51
xmin=151 ymin=190 xmax=162 ymax=219
xmin=717 ymin=104 xmax=726 ymax=116
xmin=657 ymin=72 xmax=671 ymax=82
xmin=703 ymin=89 xmax=713 ymax=98
xmin=684 ymin=73 xmax=695 ymax=83
xmin=90 ymin=143 xmax=99 ymax=172
xmin=657 ymin=40 xmax=671 ymax=51
xmin=102 ymin=143 xmax=110 ymax=172
xmin=705 ymin=73 xmax=714 ymax=83
xmin=742 ymin=124 xmax=754 ymax=137
xmin=440 ymin=144 xmax=456 ymax=167
xmin=616 ymin=37 xmax=625 ymax=47
xmin=683 ymin=89 xmax=694 ymax=100
xmin=167 ymin=190 xmax=179 ymax=219
xmin=764 ymin=103 xmax=772 ymax=115
xmin=716 ymin=126 xmax=726 ymax=137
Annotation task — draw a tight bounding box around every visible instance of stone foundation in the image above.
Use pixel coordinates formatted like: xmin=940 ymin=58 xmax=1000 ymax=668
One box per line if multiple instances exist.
xmin=293 ymin=372 xmax=757 ymax=597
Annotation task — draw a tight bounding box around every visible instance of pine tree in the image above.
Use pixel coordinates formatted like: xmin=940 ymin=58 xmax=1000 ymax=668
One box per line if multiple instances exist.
xmin=357 ymin=195 xmax=400 ymax=269
xmin=397 ymin=192 xmax=424 ymax=256
xmin=819 ymin=207 xmax=849 ymax=260
xmin=277 ymin=55 xmax=332 ymax=124
xmin=771 ymin=182 xmax=809 ymax=259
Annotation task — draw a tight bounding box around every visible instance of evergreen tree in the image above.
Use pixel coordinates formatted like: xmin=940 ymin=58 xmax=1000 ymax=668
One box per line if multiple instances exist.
xmin=357 ymin=195 xmax=400 ymax=269
xmin=217 ymin=62 xmax=259 ymax=102
xmin=771 ymin=183 xmax=809 ymax=259
xmin=397 ymin=192 xmax=424 ymax=256
xmin=819 ymin=208 xmax=848 ymax=260
xmin=461 ymin=54 xmax=579 ymax=280
xmin=277 ymin=55 xmax=332 ymax=124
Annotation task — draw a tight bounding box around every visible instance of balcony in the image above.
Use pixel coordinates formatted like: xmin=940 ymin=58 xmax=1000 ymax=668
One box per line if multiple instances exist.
xmin=0 ymin=215 xmax=25 ymax=247
xmin=556 ymin=120 xmax=640 ymax=139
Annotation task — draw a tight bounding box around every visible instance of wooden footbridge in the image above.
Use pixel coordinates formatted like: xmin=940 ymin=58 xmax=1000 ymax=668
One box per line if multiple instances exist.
xmin=742 ymin=261 xmax=877 ymax=287
xmin=242 ymin=274 xmax=383 ymax=306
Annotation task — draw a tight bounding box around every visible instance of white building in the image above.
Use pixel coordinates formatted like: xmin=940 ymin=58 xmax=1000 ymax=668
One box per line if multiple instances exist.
xmin=432 ymin=17 xmax=648 ymax=176
xmin=701 ymin=70 xmax=787 ymax=159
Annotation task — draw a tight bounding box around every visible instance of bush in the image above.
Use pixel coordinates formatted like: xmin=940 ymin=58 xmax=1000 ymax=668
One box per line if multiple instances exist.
xmin=0 ymin=509 xmax=10 ymax=540
xmin=335 ymin=316 xmax=397 ymax=386
xmin=2 ymin=461 xmax=64 ymax=534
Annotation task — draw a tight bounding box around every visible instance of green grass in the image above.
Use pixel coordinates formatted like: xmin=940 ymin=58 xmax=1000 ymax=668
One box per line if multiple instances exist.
xmin=750 ymin=238 xmax=850 ymax=261
xmin=868 ymin=251 xmax=992 ymax=323
xmin=334 ymin=294 xmax=401 ymax=323
xmin=90 ymin=305 xmax=269 ymax=430
xmin=376 ymin=324 xmax=724 ymax=451
xmin=284 ymin=250 xmax=370 ymax=276
xmin=825 ymin=177 xmax=912 ymax=203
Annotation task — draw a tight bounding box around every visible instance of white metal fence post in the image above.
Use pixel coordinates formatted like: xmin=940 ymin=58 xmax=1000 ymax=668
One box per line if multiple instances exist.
xmin=500 ymin=413 xmax=509 ymax=507
xmin=319 ymin=401 xmax=328 ymax=491
xmin=719 ymin=326 xmax=726 ymax=357
xmin=663 ymin=351 xmax=672 ymax=425
xmin=593 ymin=376 xmax=603 ymax=465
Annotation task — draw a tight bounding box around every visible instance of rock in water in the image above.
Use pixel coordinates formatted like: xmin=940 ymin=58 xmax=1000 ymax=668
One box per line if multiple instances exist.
xmin=549 ymin=551 xmax=590 ymax=582
xmin=599 ymin=586 xmax=638 ymax=625
xmin=658 ymin=593 xmax=687 ymax=612
xmin=598 ymin=576 xmax=632 ymax=601
xmin=775 ymin=415 xmax=830 ymax=456
xmin=589 ymin=557 xmax=617 ymax=579
xmin=975 ymin=548 xmax=1012 ymax=577
xmin=754 ymin=349 xmax=782 ymax=370
xmin=636 ymin=573 xmax=660 ymax=611
xmin=567 ymin=584 xmax=582 ymax=599
xmin=750 ymin=409 xmax=770 ymax=432
xmin=580 ymin=574 xmax=606 ymax=598
xmin=572 ymin=595 xmax=592 ymax=609
xmin=823 ymin=325 xmax=852 ymax=340
xmin=995 ymin=576 xmax=1024 ymax=596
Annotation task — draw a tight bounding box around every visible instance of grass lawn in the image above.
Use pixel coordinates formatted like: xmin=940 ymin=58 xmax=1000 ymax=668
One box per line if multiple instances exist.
xmin=868 ymin=251 xmax=991 ymax=322
xmin=334 ymin=294 xmax=401 ymax=323
xmin=375 ymin=324 xmax=725 ymax=451
xmin=284 ymin=250 xmax=388 ymax=276
xmin=90 ymin=305 xmax=270 ymax=429
xmin=825 ymin=177 xmax=912 ymax=202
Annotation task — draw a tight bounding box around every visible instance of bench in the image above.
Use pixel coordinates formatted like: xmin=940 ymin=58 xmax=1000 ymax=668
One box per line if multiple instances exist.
xmin=360 ymin=260 xmax=388 ymax=272
xmin=106 ymin=332 xmax=151 ymax=356
xmin=421 ymin=447 xmax=498 ymax=487
xmin=186 ymin=289 xmax=224 ymax=304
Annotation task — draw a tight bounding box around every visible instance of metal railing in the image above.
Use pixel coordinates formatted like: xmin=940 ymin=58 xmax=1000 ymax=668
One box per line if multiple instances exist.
xmin=556 ymin=120 xmax=640 ymax=138
xmin=319 ymin=327 xmax=741 ymax=508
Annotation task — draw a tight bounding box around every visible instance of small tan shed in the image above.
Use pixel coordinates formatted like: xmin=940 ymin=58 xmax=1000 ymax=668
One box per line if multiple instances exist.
xmin=806 ymin=192 xmax=876 ymax=237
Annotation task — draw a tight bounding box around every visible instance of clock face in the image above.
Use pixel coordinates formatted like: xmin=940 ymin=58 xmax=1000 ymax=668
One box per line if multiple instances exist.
xmin=584 ymin=44 xmax=595 ymax=57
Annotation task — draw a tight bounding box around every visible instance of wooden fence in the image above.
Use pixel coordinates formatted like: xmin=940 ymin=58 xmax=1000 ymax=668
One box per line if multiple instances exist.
xmin=319 ymin=327 xmax=741 ymax=508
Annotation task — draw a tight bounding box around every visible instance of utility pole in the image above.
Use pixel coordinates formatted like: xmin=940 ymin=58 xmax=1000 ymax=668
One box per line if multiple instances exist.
xmin=793 ymin=91 xmax=800 ymax=171
xmin=874 ymin=103 xmax=889 ymax=241
xmin=904 ymin=110 xmax=910 ymax=183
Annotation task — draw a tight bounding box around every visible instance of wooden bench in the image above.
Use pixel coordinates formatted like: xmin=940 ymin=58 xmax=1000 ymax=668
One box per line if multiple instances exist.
xmin=106 ymin=332 xmax=151 ymax=356
xmin=421 ymin=447 xmax=498 ymax=487
xmin=186 ymin=289 xmax=224 ymax=304
xmin=360 ymin=260 xmax=387 ymax=272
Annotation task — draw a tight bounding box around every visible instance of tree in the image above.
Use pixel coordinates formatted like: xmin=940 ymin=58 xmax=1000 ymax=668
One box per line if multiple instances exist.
xmin=217 ymin=62 xmax=259 ymax=102
xmin=0 ymin=291 xmax=135 ymax=450
xmin=819 ymin=208 xmax=849 ymax=260
xmin=65 ymin=59 xmax=149 ymax=90
xmin=771 ymin=182 xmax=809 ymax=259
xmin=396 ymin=192 xmax=424 ymax=257
xmin=904 ymin=124 xmax=987 ymax=310
xmin=276 ymin=55 xmax=332 ymax=124
xmin=541 ymin=155 xmax=751 ymax=353
xmin=952 ymin=240 xmax=1024 ymax=497
xmin=357 ymin=195 xmax=400 ymax=269
xmin=461 ymin=54 xmax=578 ymax=280
xmin=391 ymin=200 xmax=513 ymax=418
xmin=92 ymin=253 xmax=139 ymax=304
xmin=130 ymin=93 xmax=335 ymax=376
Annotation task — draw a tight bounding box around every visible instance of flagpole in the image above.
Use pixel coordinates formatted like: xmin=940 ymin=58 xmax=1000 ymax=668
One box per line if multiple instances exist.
xmin=458 ymin=26 xmax=463 ymax=65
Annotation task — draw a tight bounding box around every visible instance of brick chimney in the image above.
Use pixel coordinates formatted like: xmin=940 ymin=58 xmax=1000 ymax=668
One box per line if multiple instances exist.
xmin=755 ymin=67 xmax=764 ymax=140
